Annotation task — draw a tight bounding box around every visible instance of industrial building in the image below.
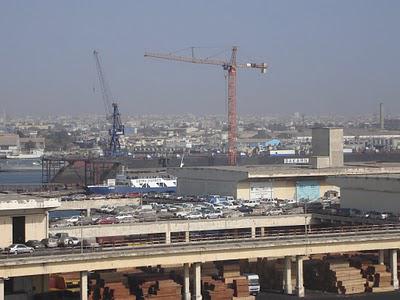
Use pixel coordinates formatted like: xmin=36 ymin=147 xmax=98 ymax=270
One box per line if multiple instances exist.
xmin=0 ymin=194 xmax=59 ymax=248
xmin=311 ymin=127 xmax=343 ymax=168
xmin=329 ymin=174 xmax=400 ymax=214
xmin=170 ymin=164 xmax=400 ymax=201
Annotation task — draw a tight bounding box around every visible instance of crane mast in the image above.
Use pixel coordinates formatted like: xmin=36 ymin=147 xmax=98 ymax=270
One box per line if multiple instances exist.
xmin=227 ymin=47 xmax=238 ymax=165
xmin=93 ymin=50 xmax=125 ymax=157
xmin=145 ymin=46 xmax=267 ymax=165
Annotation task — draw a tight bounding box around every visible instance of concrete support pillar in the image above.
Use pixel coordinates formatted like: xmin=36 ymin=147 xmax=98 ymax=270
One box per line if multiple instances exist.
xmin=296 ymin=256 xmax=305 ymax=298
xmin=193 ymin=262 xmax=202 ymax=300
xmin=80 ymin=271 xmax=88 ymax=300
xmin=0 ymin=278 xmax=4 ymax=300
xmin=166 ymin=231 xmax=171 ymax=244
xmin=390 ymin=249 xmax=399 ymax=289
xmin=184 ymin=263 xmax=191 ymax=300
xmin=45 ymin=211 xmax=49 ymax=238
xmin=251 ymin=227 xmax=256 ymax=239
xmin=185 ymin=231 xmax=190 ymax=243
xmin=379 ymin=250 xmax=385 ymax=265
xmin=284 ymin=256 xmax=292 ymax=294
xmin=260 ymin=227 xmax=265 ymax=237
xmin=86 ymin=208 xmax=91 ymax=217
xmin=42 ymin=274 xmax=49 ymax=293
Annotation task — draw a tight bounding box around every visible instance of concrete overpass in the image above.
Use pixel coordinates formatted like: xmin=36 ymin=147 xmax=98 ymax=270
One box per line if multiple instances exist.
xmin=50 ymin=214 xmax=316 ymax=242
xmin=50 ymin=213 xmax=385 ymax=243
xmin=1 ymin=224 xmax=400 ymax=300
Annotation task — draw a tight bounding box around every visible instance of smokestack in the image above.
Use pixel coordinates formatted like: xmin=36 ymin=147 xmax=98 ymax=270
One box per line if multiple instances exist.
xmin=380 ymin=102 xmax=384 ymax=130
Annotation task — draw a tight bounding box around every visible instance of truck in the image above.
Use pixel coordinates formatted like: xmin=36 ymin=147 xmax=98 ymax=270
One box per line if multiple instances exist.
xmin=244 ymin=273 xmax=260 ymax=295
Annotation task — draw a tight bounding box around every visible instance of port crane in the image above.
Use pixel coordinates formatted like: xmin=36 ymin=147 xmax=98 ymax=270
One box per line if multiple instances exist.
xmin=144 ymin=46 xmax=267 ymax=165
xmin=93 ymin=50 xmax=125 ymax=157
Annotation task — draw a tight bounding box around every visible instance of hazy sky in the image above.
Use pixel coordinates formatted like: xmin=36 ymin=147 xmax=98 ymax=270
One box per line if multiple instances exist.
xmin=1 ymin=1 xmax=400 ymax=117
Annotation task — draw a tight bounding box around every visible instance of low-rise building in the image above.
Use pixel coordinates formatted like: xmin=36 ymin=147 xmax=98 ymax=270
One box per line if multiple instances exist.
xmin=0 ymin=193 xmax=60 ymax=248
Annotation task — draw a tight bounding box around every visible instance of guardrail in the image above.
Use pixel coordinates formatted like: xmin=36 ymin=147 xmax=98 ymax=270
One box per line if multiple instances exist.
xmin=3 ymin=223 xmax=400 ymax=261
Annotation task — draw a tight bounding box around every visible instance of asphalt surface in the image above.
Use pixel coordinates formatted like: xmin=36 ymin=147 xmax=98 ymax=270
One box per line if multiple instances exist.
xmin=256 ymin=290 xmax=400 ymax=299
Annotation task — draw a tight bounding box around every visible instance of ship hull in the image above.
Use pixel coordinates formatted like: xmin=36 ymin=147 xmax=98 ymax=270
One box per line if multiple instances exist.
xmin=86 ymin=185 xmax=176 ymax=195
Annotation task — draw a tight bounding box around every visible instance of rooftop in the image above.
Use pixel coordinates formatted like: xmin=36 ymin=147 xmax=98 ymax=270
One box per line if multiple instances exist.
xmin=170 ymin=162 xmax=400 ymax=179
xmin=0 ymin=193 xmax=60 ymax=211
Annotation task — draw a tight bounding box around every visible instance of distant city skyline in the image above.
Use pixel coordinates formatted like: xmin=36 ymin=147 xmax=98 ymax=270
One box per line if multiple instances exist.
xmin=1 ymin=0 xmax=400 ymax=116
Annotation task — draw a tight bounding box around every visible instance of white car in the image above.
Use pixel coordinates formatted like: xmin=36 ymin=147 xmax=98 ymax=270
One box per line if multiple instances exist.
xmin=65 ymin=216 xmax=80 ymax=224
xmin=203 ymin=210 xmax=224 ymax=219
xmin=186 ymin=211 xmax=203 ymax=219
xmin=5 ymin=244 xmax=34 ymax=254
xmin=115 ymin=213 xmax=133 ymax=220
xmin=265 ymin=208 xmax=283 ymax=216
xmin=175 ymin=210 xmax=190 ymax=218
xmin=242 ymin=200 xmax=260 ymax=208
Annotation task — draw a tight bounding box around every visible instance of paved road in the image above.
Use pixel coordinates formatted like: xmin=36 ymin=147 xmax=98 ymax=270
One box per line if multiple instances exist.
xmin=257 ymin=290 xmax=400 ymax=299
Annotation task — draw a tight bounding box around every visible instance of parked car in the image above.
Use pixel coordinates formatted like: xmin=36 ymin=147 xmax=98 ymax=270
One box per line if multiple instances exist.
xmin=175 ymin=210 xmax=190 ymax=218
xmin=186 ymin=211 xmax=203 ymax=219
xmin=75 ymin=217 xmax=93 ymax=226
xmin=65 ymin=215 xmax=80 ymax=224
xmin=115 ymin=213 xmax=133 ymax=221
xmin=242 ymin=200 xmax=260 ymax=208
xmin=54 ymin=233 xmax=69 ymax=240
xmin=238 ymin=205 xmax=253 ymax=214
xmin=41 ymin=238 xmax=58 ymax=248
xmin=96 ymin=217 xmax=118 ymax=225
xmin=69 ymin=237 xmax=81 ymax=246
xmin=4 ymin=244 xmax=34 ymax=254
xmin=203 ymin=209 xmax=224 ymax=219
xmin=58 ymin=236 xmax=74 ymax=247
xmin=25 ymin=240 xmax=45 ymax=250
xmin=265 ymin=208 xmax=283 ymax=216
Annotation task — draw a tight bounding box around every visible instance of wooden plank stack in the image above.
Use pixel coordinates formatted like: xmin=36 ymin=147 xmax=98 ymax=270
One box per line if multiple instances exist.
xmin=95 ymin=271 xmax=136 ymax=300
xmin=233 ymin=278 xmax=250 ymax=298
xmin=304 ymin=258 xmax=366 ymax=295
xmin=202 ymin=277 xmax=234 ymax=300
xmin=145 ymin=279 xmax=182 ymax=299
xmin=106 ymin=282 xmax=136 ymax=300
xmin=126 ymin=272 xmax=182 ymax=300
xmin=363 ymin=264 xmax=394 ymax=293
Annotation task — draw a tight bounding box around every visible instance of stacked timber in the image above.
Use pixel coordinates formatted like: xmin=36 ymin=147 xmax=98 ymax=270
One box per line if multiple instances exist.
xmin=203 ymin=262 xmax=219 ymax=277
xmin=233 ymin=278 xmax=250 ymax=298
xmin=145 ymin=279 xmax=182 ymax=299
xmin=222 ymin=264 xmax=241 ymax=279
xmin=304 ymin=258 xmax=366 ymax=295
xmin=363 ymin=264 xmax=394 ymax=293
xmin=106 ymin=282 xmax=136 ymax=300
xmin=202 ymin=277 xmax=234 ymax=300
xmin=97 ymin=271 xmax=135 ymax=300
xmin=127 ymin=273 xmax=181 ymax=300
xmin=201 ymin=262 xmax=255 ymax=300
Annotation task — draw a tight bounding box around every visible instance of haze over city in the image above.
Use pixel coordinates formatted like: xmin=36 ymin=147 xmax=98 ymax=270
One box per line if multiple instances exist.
xmin=1 ymin=0 xmax=400 ymax=116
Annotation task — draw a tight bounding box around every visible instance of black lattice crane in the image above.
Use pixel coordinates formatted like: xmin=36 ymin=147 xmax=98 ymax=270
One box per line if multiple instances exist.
xmin=93 ymin=50 xmax=125 ymax=157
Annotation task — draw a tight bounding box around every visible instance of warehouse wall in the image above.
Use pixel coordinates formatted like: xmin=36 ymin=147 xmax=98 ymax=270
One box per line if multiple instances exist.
xmin=341 ymin=189 xmax=400 ymax=214
xmin=319 ymin=180 xmax=340 ymax=198
xmin=177 ymin=177 xmax=238 ymax=197
xmin=0 ymin=213 xmax=47 ymax=248
xmin=273 ymin=180 xmax=296 ymax=200
xmin=0 ymin=216 xmax=12 ymax=247
xmin=25 ymin=213 xmax=47 ymax=242
xmin=237 ymin=181 xmax=250 ymax=200
xmin=174 ymin=167 xmax=248 ymax=197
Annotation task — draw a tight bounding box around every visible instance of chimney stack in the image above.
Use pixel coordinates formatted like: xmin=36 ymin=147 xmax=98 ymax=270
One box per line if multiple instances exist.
xmin=380 ymin=102 xmax=384 ymax=130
